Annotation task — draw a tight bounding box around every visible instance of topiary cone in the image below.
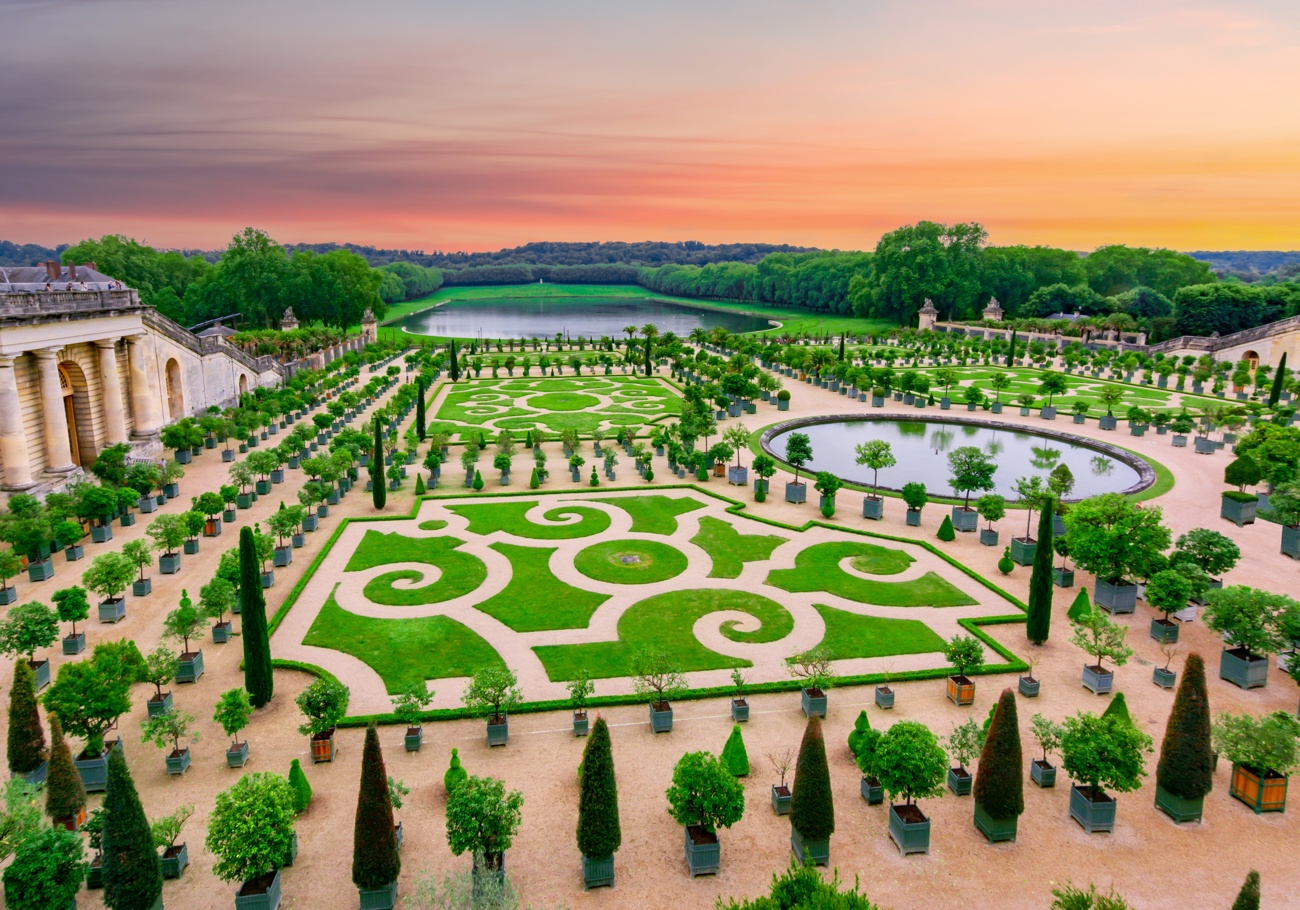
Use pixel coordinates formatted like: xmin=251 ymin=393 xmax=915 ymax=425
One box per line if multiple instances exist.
xmin=102 ymin=747 xmax=162 ymax=910
xmin=720 ymin=724 xmax=750 ymax=776
xmin=44 ymin=715 xmax=85 ymax=824
xmin=937 ymin=514 xmax=955 ymax=541
xmin=1101 ymin=692 xmax=1133 ymax=726
xmin=444 ymin=747 xmax=467 ymax=794
xmin=7 ymin=660 xmax=46 ymax=775
xmin=353 ymin=725 xmax=400 ymax=890
xmin=289 ymin=758 xmax=313 ymax=812
xmin=790 ymin=715 xmax=834 ymax=840
xmin=847 ymin=710 xmax=871 ymax=758
xmin=1232 ymin=870 xmax=1260 ymax=910
xmin=973 ymin=688 xmax=1023 ymax=820
xmin=576 ymin=717 xmax=621 ymax=859
xmin=1156 ymin=652 xmax=1213 ymax=801
xmin=1067 ymin=588 xmax=1092 ymax=623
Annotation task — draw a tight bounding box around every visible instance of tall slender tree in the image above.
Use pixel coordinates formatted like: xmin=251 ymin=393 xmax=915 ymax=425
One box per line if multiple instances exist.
xmin=1026 ymin=495 xmax=1055 ymax=644
xmin=102 ymin=748 xmax=162 ymax=910
xmin=576 ymin=716 xmax=621 ymax=863
xmin=240 ymin=526 xmax=273 ymax=707
xmin=1232 ymin=871 xmax=1260 ymax=910
xmin=371 ymin=416 xmax=386 ymax=510
xmin=1268 ymin=352 xmax=1287 ymax=408
xmin=449 ymin=339 xmax=460 ymax=382
xmin=353 ymin=725 xmax=400 ymax=891
xmin=44 ymin=715 xmax=85 ymax=825
xmin=790 ymin=715 xmax=834 ymax=842
xmin=7 ymin=660 xmax=45 ymax=777
xmin=415 ymin=378 xmax=427 ymax=441
xmin=973 ymin=688 xmax=1023 ymax=823
xmin=1155 ymin=652 xmax=1213 ymax=811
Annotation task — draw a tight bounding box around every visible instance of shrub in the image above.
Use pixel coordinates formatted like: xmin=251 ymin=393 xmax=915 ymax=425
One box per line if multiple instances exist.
xmin=1223 ymin=453 xmax=1262 ymax=491
xmin=1101 ymin=692 xmax=1133 ymax=727
xmin=1156 ymin=653 xmax=1212 ymax=801
xmin=936 ymin=514 xmax=955 ymax=541
xmin=847 ymin=710 xmax=872 ymax=759
xmin=296 ymin=677 xmax=350 ymax=736
xmin=6 ymin=661 xmax=45 ymax=776
xmin=1232 ymin=871 xmax=1260 ymax=910
xmin=720 ymin=724 xmax=750 ymax=777
xmin=443 ymin=748 xmax=467 ymax=795
xmin=102 ymin=748 xmax=162 ymax=910
xmin=1211 ymin=711 xmax=1300 ymax=775
xmin=874 ymin=720 xmax=947 ymax=806
xmin=445 ymin=776 xmax=523 ymax=868
xmin=1050 ymin=882 xmax=1134 ymax=910
xmin=2 ymin=824 xmax=84 ymax=909
xmin=461 ymin=667 xmax=521 ymax=724
xmin=1067 ymin=589 xmax=1092 ymax=623
xmin=353 ymin=726 xmax=400 ymax=890
xmin=288 ymin=758 xmax=313 ymax=813
xmin=973 ymin=689 xmax=1023 ymax=820
xmin=665 ymin=751 xmax=745 ymax=832
xmin=1060 ymin=711 xmax=1153 ymax=795
xmin=213 ymin=688 xmax=253 ymax=747
xmin=790 ymin=716 xmax=834 ymax=839
xmin=942 ymin=634 xmax=984 ymax=679
xmin=43 ymin=715 xmax=85 ymax=823
xmin=901 ymin=481 xmax=927 ymax=512
xmin=576 ymin=717 xmax=620 ymax=859
xmin=717 ymin=862 xmax=883 ymax=910
xmin=997 ymin=548 xmax=1014 ymax=574
xmin=205 ymin=772 xmax=297 ymax=883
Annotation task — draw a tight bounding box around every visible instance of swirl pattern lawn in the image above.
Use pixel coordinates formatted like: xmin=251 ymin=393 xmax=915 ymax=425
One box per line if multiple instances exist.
xmin=346 ymin=531 xmax=487 ymax=606
xmin=447 ymin=501 xmax=612 ymax=539
xmin=573 ymin=540 xmax=689 ymax=585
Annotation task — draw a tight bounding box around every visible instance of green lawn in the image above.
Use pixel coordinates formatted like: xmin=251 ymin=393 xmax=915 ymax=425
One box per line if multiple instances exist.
xmin=594 ymin=494 xmax=704 ymax=534
xmin=435 ymin=376 xmax=680 ymax=436
xmin=303 ymin=588 xmax=504 ymax=693
xmin=475 ymin=543 xmax=608 ymax=631
xmin=690 ymin=516 xmax=787 ymax=578
xmin=811 ymin=602 xmax=946 ymax=659
xmin=446 ymin=500 xmax=612 ymax=539
xmin=573 ymin=540 xmax=688 ymax=585
xmin=533 ymin=589 xmax=795 ymax=681
xmin=346 ymin=531 xmax=488 ymax=606
xmin=766 ymin=541 xmax=977 ymax=607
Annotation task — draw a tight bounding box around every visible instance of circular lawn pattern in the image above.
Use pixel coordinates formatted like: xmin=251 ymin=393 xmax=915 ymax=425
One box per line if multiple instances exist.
xmin=574 ymin=539 xmax=688 ymax=584
xmin=528 ymin=391 xmax=602 ymax=412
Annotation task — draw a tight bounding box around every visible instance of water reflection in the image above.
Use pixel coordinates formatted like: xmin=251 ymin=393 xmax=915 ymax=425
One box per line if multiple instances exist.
xmin=1091 ymin=456 xmax=1115 ymax=477
xmin=1031 ymin=446 xmax=1062 ymax=471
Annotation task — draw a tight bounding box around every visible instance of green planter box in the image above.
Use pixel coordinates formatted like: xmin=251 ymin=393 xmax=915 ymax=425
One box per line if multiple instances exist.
xmin=905 ymin=509 xmax=922 ymax=527
xmin=1153 ymin=666 xmax=1177 ymax=688
xmin=974 ymin=803 xmax=1018 ymax=843
xmin=213 ymin=621 xmax=232 ymax=644
xmin=159 ymin=553 xmax=181 ymax=575
xmin=166 ymin=748 xmax=192 ymax=775
xmin=771 ymin=785 xmax=792 ymax=815
xmin=980 ymin=528 xmax=999 ymax=546
xmin=486 ymin=715 xmax=509 ymax=746
xmin=875 ymin=685 xmax=894 ymax=709
xmin=1095 ymin=579 xmax=1137 ymax=614
xmin=683 ymin=826 xmax=720 ymax=878
xmin=785 ymin=482 xmax=807 ymax=504
xmin=649 ymin=703 xmax=673 ymax=733
xmin=1053 ymin=567 xmax=1074 ymax=588
xmin=860 ymin=776 xmax=883 ymax=805
xmin=1154 ymin=783 xmax=1204 ymax=823
xmin=1282 ymin=524 xmax=1300 ymax=559
xmin=133 ymin=578 xmax=152 ymax=597
xmin=176 ymin=650 xmax=204 ymax=683
xmin=91 ymin=524 xmax=113 ymax=543
xmin=405 ymin=726 xmax=423 ymax=752
xmin=160 ymin=842 xmax=189 ymax=878
xmin=1069 ymin=785 xmax=1116 ymax=833
xmin=947 ymin=766 xmax=972 ymax=796
xmin=862 ymin=496 xmax=884 ymax=520
xmin=26 ymin=558 xmax=54 ymax=582
xmin=1150 ymin=618 xmax=1179 ymax=643
xmin=1030 ymin=759 xmax=1056 ymax=788
xmin=359 ymin=880 xmax=398 ymax=910
xmin=98 ymin=597 xmax=126 ymax=623
xmin=790 ymin=827 xmax=829 ymax=866
xmin=62 ymin=632 xmax=86 ymax=656
xmin=581 ymin=853 xmax=615 ymax=891
xmin=1082 ymin=664 xmax=1113 ymax=694
xmin=801 ymin=687 xmax=827 ymax=718
xmin=75 ymin=740 xmax=119 ymax=793
xmin=1219 ymin=647 xmax=1269 ymax=689
xmin=1221 ymin=495 xmax=1257 ymax=527
xmin=1009 ymin=537 xmax=1036 ymax=566
xmin=888 ymin=804 xmax=931 ymax=855
xmin=730 ymin=699 xmax=749 ymax=723
xmin=148 ymin=691 xmax=173 ymax=717
xmin=120 ymin=511 xmax=136 ymax=526
xmin=951 ymin=507 xmax=978 ymax=532
xmin=226 ymin=740 xmax=250 ymax=768
xmin=183 ymin=539 xmax=200 ymax=555
xmin=572 ymin=712 xmax=589 ymax=737
xmin=1018 ymin=675 xmax=1040 ymax=697
xmin=235 ymin=869 xmax=282 ymax=910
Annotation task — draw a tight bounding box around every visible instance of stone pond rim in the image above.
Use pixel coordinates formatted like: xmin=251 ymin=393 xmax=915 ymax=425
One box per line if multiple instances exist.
xmin=758 ymin=413 xmax=1157 ymax=501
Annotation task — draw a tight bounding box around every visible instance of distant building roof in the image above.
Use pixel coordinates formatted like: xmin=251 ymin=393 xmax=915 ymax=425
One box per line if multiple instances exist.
xmin=0 ymin=263 xmax=120 ymax=293
xmin=1047 ymin=312 xmax=1083 ymax=322
xmin=197 ymin=321 xmax=238 ymax=338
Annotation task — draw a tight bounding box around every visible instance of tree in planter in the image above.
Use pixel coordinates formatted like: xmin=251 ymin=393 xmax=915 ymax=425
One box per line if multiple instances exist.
xmin=2 ymin=823 xmax=85 ymax=908
xmin=632 ymin=647 xmax=688 ymax=712
xmin=786 ymin=644 xmax=836 ymax=699
xmin=1012 ymin=475 xmax=1048 ymax=543
xmin=947 ymin=717 xmax=985 ymax=780
xmin=1063 ymin=493 xmax=1171 ymax=589
xmin=84 ymin=550 xmax=135 ymax=608
xmin=948 ymin=446 xmax=997 ymax=513
xmin=814 ymin=471 xmax=843 ymax=518
xmin=140 ymin=709 xmax=199 ymax=764
xmin=974 ymin=689 xmax=1023 ymax=826
xmin=666 ymin=750 xmax=745 ymax=846
xmin=1031 ymin=714 xmax=1063 ymax=770
xmin=151 ymin=804 xmax=194 ymax=867
xmin=1224 ymin=452 xmax=1262 ymax=494
xmin=901 ymin=481 xmax=927 ymax=516
xmin=141 ymin=646 xmax=179 ymax=709
xmin=146 ymin=512 xmax=187 ymax=565
xmin=239 ymin=526 xmax=274 ymax=707
xmin=461 ymin=667 xmax=522 ymax=726
xmin=296 ymin=678 xmax=350 ymax=739
xmin=790 ymin=715 xmax=835 ymax=845
xmin=50 ymin=587 xmax=89 ymax=650
xmin=1202 ymin=585 xmax=1294 ymax=665
xmin=445 ymin=775 xmax=524 ymax=875
xmin=1026 ymin=499 xmax=1055 ymax=644
xmin=392 ymin=683 xmax=435 ymax=739
xmin=353 ymin=725 xmax=401 ymax=894
xmin=1070 ymin=607 xmax=1135 ymax=675
xmin=1170 ymin=527 xmax=1240 ymax=583
xmin=751 ymin=454 xmax=776 ymax=500
xmin=576 ymin=716 xmax=621 ymax=871
xmin=943 ymin=634 xmax=984 ymax=686
xmin=42 ymin=658 xmax=132 ymax=759
xmin=199 ymin=577 xmax=237 ymax=634
xmin=1060 ymin=710 xmax=1153 ymax=803
xmin=875 ymin=720 xmax=948 ymax=811
xmin=1155 ymin=652 xmax=1212 ymax=815
xmin=854 ymin=439 xmax=895 ymax=502
xmin=214 ymin=688 xmax=253 ymax=753
xmin=164 ymin=590 xmax=205 ymax=657
xmin=0 ymin=549 xmax=20 ymax=602
xmin=784 ymin=432 xmax=813 ymax=485
xmin=7 ymin=661 xmax=45 ymax=780
xmin=1146 ymin=569 xmax=1193 ymax=625
xmin=0 ymin=600 xmax=58 ymax=668
xmin=44 ymin=715 xmax=85 ymax=827
xmin=121 ymin=540 xmax=154 ymax=596
xmin=976 ymin=493 xmax=1005 ymax=532
xmin=205 ymin=772 xmax=298 ymax=890
xmin=102 ymin=747 xmax=163 ymax=910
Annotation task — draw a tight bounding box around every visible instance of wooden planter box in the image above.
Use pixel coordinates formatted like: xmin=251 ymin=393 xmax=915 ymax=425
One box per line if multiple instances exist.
xmin=358 ymin=880 xmax=398 ymax=910
xmin=875 ymin=685 xmax=894 ymax=709
xmin=649 ymin=703 xmax=674 ymax=733
xmin=1030 ymin=759 xmax=1056 ymax=788
xmin=946 ymin=675 xmax=975 ymax=706
xmin=801 ymin=687 xmax=827 ymax=718
xmin=160 ymin=842 xmax=189 ymax=878
xmin=581 ymin=853 xmax=615 ymax=891
xmin=785 ymin=482 xmax=807 ymax=504
xmin=176 ymin=650 xmax=204 ymax=683
xmin=1095 ymin=579 xmax=1138 ymax=614
xmin=1229 ymin=763 xmax=1288 ymax=814
xmin=683 ymin=825 xmax=720 ymax=878
xmin=1009 ymin=537 xmax=1036 ymax=566
xmin=790 ymin=827 xmax=829 ymax=866
xmin=1150 ymin=618 xmax=1179 ymax=644
xmin=771 ymin=784 xmax=792 ymax=815
xmin=204 ymin=517 xmax=223 ymax=537
xmin=1220 ymin=647 xmax=1269 ymax=690
xmin=947 ymin=766 xmax=972 ymax=796
xmin=1018 ymin=675 xmax=1040 ymax=697
xmin=888 ymin=804 xmax=931 ymax=855
xmin=1154 ymin=783 xmax=1204 ymax=823
xmin=310 ymin=729 xmax=336 ymax=763
xmin=166 ymin=748 xmax=192 ymax=775
xmin=235 ymin=869 xmax=282 ymax=910
xmin=147 ymin=691 xmax=174 ymax=718
xmin=974 ymin=803 xmax=1018 ymax=843
xmin=405 ymin=726 xmax=424 ymax=751
xmin=951 ymin=507 xmax=978 ymax=532
xmin=730 ymin=698 xmax=749 ymax=722
xmin=860 ymin=776 xmax=883 ymax=805
xmin=226 ymin=740 xmax=250 ymax=768
xmin=862 ymin=496 xmax=884 ymax=520
xmin=1069 ymin=785 xmax=1116 ymax=833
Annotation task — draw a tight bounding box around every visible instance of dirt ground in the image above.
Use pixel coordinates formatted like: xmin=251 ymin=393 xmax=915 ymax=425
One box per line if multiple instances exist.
xmin=7 ymin=361 xmax=1296 ymax=910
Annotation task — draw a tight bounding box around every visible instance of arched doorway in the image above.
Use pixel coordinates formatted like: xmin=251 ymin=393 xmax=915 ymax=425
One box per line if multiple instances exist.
xmin=57 ymin=361 xmax=96 ymax=467
xmin=238 ymin=373 xmax=248 ymax=396
xmin=165 ymin=358 xmax=184 ymax=420
xmin=1243 ymin=350 xmax=1260 ymax=370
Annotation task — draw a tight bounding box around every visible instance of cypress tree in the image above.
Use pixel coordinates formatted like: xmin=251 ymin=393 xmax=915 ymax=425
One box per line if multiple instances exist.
xmin=1007 ymin=330 xmax=1017 ymax=365
xmin=838 ymin=334 xmax=846 ymax=361
xmin=973 ymin=688 xmax=1024 ymax=820
xmin=352 ymin=725 xmax=400 ymax=890
xmin=415 ymin=378 xmax=427 ymax=440
xmin=371 ymin=416 xmax=387 ymax=510
xmin=576 ymin=716 xmax=621 ymax=860
xmin=102 ymin=747 xmax=162 ymax=910
xmin=7 ymin=660 xmax=45 ymax=775
xmin=790 ymin=715 xmax=834 ymax=840
xmin=44 ymin=715 xmax=85 ymax=824
xmin=644 ymin=336 xmax=652 ymax=376
xmin=1026 ymin=495 xmax=1055 ymax=644
xmin=288 ymin=758 xmax=313 ymax=813
xmin=449 ymin=340 xmax=460 ymax=382
xmin=1155 ymin=652 xmax=1213 ymax=801
xmin=1268 ymin=352 xmax=1287 ymax=407
xmin=1232 ymin=871 xmax=1260 ymax=910
xmin=240 ymin=526 xmax=274 ymax=708
xmin=720 ymin=724 xmax=750 ymax=776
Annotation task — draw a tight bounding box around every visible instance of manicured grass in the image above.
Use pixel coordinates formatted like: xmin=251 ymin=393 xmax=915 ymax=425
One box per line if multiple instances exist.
xmin=527 ymin=391 xmax=601 ymax=411
xmin=346 ymin=530 xmax=488 ymax=606
xmin=573 ymin=540 xmax=689 ymax=585
xmin=418 ymin=519 xmax=448 ymax=531
xmin=435 ymin=376 xmax=679 ymax=436
xmin=766 ymin=541 xmax=977 ymax=607
xmin=446 ymin=500 xmax=612 ymax=539
xmin=475 ymin=543 xmax=608 ymax=631
xmin=812 ymin=602 xmax=946 ymax=659
xmin=533 ymin=589 xmax=795 ymax=681
xmin=303 ymin=588 xmax=504 ymax=693
xmin=595 ymin=494 xmax=704 ymax=535
xmin=690 ymin=516 xmax=787 ymax=578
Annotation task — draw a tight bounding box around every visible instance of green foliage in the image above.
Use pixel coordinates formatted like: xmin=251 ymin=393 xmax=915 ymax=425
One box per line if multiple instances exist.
xmin=790 ymin=716 xmax=835 ymax=839
xmin=2 ymin=823 xmax=85 ymax=910
xmin=214 ymin=688 xmax=253 ymax=745
xmin=150 ymin=805 xmax=194 ymax=850
xmin=874 ymin=719 xmax=948 ymax=805
xmin=390 ymin=683 xmax=435 ymax=728
xmin=239 ymin=526 xmax=274 ymax=707
xmin=576 ymin=717 xmax=621 ymax=858
xmin=1066 ymin=589 xmax=1092 ymax=623
xmin=974 ymin=689 xmax=1024 ymax=820
xmin=847 ymin=710 xmax=873 ymax=760
xmin=784 ymin=432 xmax=813 ymax=482
xmin=976 ymin=494 xmax=1005 ymax=526
xmin=205 ymin=771 xmax=298 ymax=883
xmin=1171 ymin=528 xmax=1240 ymax=578
xmin=942 ymin=634 xmax=984 ymax=678
xmin=0 ymin=600 xmax=57 ymax=662
xmin=353 ymin=726 xmax=400 ymax=889
xmin=666 ymin=750 xmax=745 ymax=832
xmin=1156 ymin=653 xmax=1213 ymax=800
xmin=946 ymin=717 xmax=985 ymax=770
xmin=716 ymin=861 xmax=882 ymax=910
xmin=1026 ymin=499 xmax=1055 ymax=644
xmin=947 ymin=445 xmax=997 ymax=508
xmin=82 ymin=550 xmax=135 ymax=602
xmin=997 ymin=548 xmax=1014 ymax=575
xmin=52 ymin=585 xmax=90 ymax=633
xmin=1145 ymin=569 xmax=1193 ymax=619
xmin=140 ymin=709 xmax=199 ymax=755
xmin=371 ymin=417 xmax=387 ymax=510
xmin=1049 ymin=882 xmax=1134 ymax=910
xmin=444 ymin=748 xmax=467 ymax=795
xmin=102 ymin=747 xmax=162 ymax=910
xmin=1030 ymin=714 xmax=1063 ymax=763
xmin=936 ymin=514 xmax=955 ymax=541
xmin=445 ymin=775 xmax=524 ymax=860
xmin=43 ymin=658 xmax=131 ymax=754
xmin=461 ymin=666 xmax=522 ymax=722
xmin=296 ymin=677 xmax=350 ymax=736
xmin=1060 ymin=711 xmax=1153 ymax=793
xmin=6 ymin=662 xmax=45 ymax=776
xmin=720 ymin=725 xmax=750 ymax=777
xmin=1070 ymin=606 xmax=1134 ymax=671
xmin=1232 ymin=871 xmax=1260 ymax=910
xmin=1224 ymin=453 xmax=1262 ymax=491
xmin=1063 ymin=493 xmax=1171 ymax=584
xmin=1203 ymin=585 xmax=1297 ymax=658
xmin=901 ymin=481 xmax=928 ymax=511
xmin=1212 ymin=711 xmax=1300 ymax=775
xmin=288 ymin=758 xmax=313 ymax=813
xmin=43 ymin=716 xmax=85 ymax=822
xmin=1101 ymin=692 xmax=1132 ymax=727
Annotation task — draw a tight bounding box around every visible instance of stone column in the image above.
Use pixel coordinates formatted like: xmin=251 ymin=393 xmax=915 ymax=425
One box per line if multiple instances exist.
xmin=34 ymin=348 xmax=75 ymax=474
xmin=95 ymin=339 xmax=129 ymax=445
xmin=125 ymin=334 xmax=162 ymax=438
xmin=0 ymin=356 xmax=35 ymax=489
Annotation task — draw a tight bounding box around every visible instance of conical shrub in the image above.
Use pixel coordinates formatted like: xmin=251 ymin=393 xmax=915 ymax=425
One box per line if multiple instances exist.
xmin=102 ymin=747 xmax=162 ymax=910
xmin=1067 ymin=588 xmax=1092 ymax=622
xmin=1026 ymin=497 xmax=1055 ymax=644
xmin=1232 ymin=870 xmax=1260 ymax=910
xmin=7 ymin=660 xmax=46 ymax=775
xmin=444 ymin=747 xmax=467 ymax=794
xmin=352 ymin=725 xmax=400 ymax=890
xmin=1156 ymin=652 xmax=1213 ymax=801
xmin=288 ymin=758 xmax=313 ymax=813
xmin=936 ymin=515 xmax=955 ymax=541
xmin=576 ymin=717 xmax=621 ymax=859
xmin=790 ymin=715 xmax=834 ymax=840
xmin=240 ymin=526 xmax=273 ymax=708
xmin=973 ymin=688 xmax=1023 ymax=820
xmin=44 ymin=715 xmax=85 ymax=823
xmin=1102 ymin=692 xmax=1132 ymax=726
xmin=720 ymin=724 xmax=750 ymax=776
xmin=847 ymin=710 xmax=871 ymax=758
xmin=414 ymin=473 xmax=425 ymax=495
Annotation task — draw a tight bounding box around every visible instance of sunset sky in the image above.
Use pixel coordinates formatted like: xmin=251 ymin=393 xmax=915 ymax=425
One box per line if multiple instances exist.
xmin=3 ymin=0 xmax=1298 ymax=253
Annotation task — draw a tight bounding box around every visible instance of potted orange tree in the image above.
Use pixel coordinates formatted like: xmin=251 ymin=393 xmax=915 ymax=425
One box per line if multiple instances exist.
xmin=296 ymin=678 xmax=349 ymax=763
xmin=462 ymin=667 xmax=521 ymax=747
xmin=876 ymin=720 xmax=947 ymax=855
xmin=666 ymin=750 xmax=744 ymax=878
xmin=1060 ymin=710 xmax=1153 ymax=834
